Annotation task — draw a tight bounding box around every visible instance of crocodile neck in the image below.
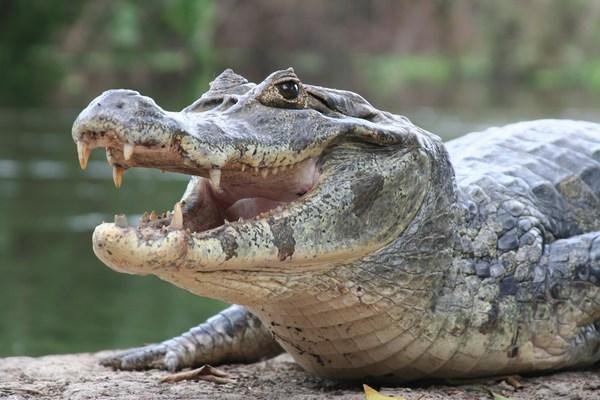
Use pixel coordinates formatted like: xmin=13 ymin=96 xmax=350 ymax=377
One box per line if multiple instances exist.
xmin=251 ymin=143 xmax=468 ymax=380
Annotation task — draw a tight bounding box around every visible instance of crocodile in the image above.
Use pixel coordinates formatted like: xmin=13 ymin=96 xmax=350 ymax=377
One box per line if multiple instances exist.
xmin=71 ymin=68 xmax=600 ymax=383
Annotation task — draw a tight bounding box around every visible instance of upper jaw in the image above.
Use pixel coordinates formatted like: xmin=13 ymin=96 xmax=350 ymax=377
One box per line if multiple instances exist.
xmin=71 ymin=89 xmax=331 ymax=189
xmin=71 ymin=89 xmax=326 ymax=239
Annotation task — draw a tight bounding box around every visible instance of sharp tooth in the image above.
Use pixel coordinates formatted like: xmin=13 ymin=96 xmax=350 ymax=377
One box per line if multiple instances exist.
xmin=169 ymin=202 xmax=183 ymax=230
xmin=254 ymin=167 xmax=259 ymax=174
xmin=241 ymin=165 xmax=246 ymax=172
xmin=114 ymin=214 xmax=128 ymax=228
xmin=261 ymin=168 xmax=268 ymax=178
xmin=272 ymin=167 xmax=279 ymax=175
xmin=209 ymin=168 xmax=221 ymax=188
xmin=76 ymin=142 xmax=91 ymax=170
xmin=123 ymin=143 xmax=134 ymax=160
xmin=112 ymin=166 xmax=124 ymax=188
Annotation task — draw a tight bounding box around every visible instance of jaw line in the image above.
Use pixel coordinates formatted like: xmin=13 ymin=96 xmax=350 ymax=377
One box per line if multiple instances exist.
xmin=91 ymin=147 xmax=429 ymax=280
xmin=91 ymin=167 xmax=329 ymax=276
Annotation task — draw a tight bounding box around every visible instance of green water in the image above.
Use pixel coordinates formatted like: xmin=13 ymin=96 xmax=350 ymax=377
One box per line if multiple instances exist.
xmin=0 ymin=109 xmax=227 ymax=357
xmin=0 ymin=102 xmax=598 ymax=357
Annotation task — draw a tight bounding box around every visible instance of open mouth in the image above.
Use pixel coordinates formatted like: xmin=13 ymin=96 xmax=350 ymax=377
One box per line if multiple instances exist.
xmin=75 ymin=130 xmax=321 ymax=234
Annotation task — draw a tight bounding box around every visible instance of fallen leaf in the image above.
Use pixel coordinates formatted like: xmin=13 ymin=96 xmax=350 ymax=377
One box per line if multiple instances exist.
xmin=363 ymin=384 xmax=406 ymax=400
xmin=477 ymin=386 xmax=515 ymax=400
xmin=161 ymin=364 xmax=236 ymax=384
xmin=490 ymin=391 xmax=513 ymax=400
xmin=504 ymin=375 xmax=524 ymax=389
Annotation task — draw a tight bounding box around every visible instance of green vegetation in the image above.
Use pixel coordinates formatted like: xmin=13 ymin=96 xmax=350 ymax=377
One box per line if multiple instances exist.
xmin=2 ymin=1 xmax=600 ymax=108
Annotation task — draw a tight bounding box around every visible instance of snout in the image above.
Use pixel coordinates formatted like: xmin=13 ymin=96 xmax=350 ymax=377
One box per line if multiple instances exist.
xmin=72 ymin=89 xmax=165 ymax=141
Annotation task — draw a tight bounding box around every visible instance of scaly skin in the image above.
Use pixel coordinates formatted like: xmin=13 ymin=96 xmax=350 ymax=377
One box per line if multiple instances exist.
xmin=72 ymin=69 xmax=600 ymax=382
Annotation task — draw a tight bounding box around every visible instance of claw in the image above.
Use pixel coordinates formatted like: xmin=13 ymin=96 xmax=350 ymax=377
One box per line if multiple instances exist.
xmin=100 ymin=344 xmax=168 ymax=371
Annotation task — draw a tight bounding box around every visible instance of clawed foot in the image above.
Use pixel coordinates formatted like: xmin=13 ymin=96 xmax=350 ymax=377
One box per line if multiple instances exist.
xmin=100 ymin=343 xmax=187 ymax=371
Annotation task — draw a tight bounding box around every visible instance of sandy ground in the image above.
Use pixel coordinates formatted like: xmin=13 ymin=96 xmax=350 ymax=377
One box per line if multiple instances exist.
xmin=0 ymin=352 xmax=599 ymax=399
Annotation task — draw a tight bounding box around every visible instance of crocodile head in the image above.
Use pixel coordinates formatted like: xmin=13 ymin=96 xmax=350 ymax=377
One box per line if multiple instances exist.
xmin=72 ymin=68 xmax=446 ymax=305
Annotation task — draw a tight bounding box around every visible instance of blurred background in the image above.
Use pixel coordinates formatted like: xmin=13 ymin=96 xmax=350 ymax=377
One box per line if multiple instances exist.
xmin=1 ymin=0 xmax=600 ymax=357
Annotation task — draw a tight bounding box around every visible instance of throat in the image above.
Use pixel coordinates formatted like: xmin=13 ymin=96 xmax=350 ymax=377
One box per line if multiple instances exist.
xmin=249 ymin=286 xmax=398 ymax=377
xmin=224 ymin=197 xmax=286 ymax=221
xmin=135 ymin=157 xmax=320 ymax=234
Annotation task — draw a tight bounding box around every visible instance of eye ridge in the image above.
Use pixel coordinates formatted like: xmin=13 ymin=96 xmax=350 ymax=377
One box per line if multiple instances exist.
xmin=276 ymin=81 xmax=300 ymax=101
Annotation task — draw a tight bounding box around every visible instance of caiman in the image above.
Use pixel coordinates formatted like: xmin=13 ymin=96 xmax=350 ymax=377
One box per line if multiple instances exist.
xmin=71 ymin=68 xmax=600 ymax=382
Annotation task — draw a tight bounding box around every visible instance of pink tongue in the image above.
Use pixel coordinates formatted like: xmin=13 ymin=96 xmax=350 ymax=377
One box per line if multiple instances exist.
xmin=225 ymin=198 xmax=285 ymax=221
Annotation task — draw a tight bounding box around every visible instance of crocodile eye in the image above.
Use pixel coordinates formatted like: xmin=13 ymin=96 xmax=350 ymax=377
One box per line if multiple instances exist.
xmin=276 ymin=81 xmax=300 ymax=100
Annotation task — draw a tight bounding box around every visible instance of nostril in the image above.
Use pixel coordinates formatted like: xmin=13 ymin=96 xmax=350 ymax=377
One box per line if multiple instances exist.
xmin=223 ymin=95 xmax=238 ymax=107
xmin=116 ymin=102 xmax=124 ymax=109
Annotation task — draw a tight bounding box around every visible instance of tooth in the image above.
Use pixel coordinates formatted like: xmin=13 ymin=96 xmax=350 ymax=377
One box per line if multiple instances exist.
xmin=241 ymin=165 xmax=246 ymax=172
xmin=209 ymin=168 xmax=221 ymax=188
xmin=123 ymin=143 xmax=134 ymax=160
xmin=77 ymin=142 xmax=91 ymax=170
xmin=112 ymin=166 xmax=124 ymax=188
xmin=272 ymin=167 xmax=279 ymax=175
xmin=169 ymin=202 xmax=183 ymax=230
xmin=254 ymin=167 xmax=259 ymax=174
xmin=114 ymin=214 xmax=128 ymax=228
xmin=261 ymin=168 xmax=268 ymax=178
xmin=149 ymin=211 xmax=158 ymax=221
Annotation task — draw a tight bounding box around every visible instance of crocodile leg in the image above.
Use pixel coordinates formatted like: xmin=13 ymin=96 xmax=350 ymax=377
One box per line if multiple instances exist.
xmin=101 ymin=305 xmax=283 ymax=371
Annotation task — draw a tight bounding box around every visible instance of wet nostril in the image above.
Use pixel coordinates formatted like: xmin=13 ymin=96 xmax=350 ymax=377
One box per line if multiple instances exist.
xmin=116 ymin=102 xmax=124 ymax=109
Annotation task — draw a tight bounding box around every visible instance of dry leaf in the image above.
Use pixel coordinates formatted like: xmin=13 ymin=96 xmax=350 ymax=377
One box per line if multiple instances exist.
xmin=363 ymin=384 xmax=406 ymax=400
xmin=504 ymin=375 xmax=524 ymax=389
xmin=160 ymin=364 xmax=236 ymax=384
xmin=475 ymin=386 xmax=515 ymax=400
xmin=490 ymin=392 xmax=513 ymax=400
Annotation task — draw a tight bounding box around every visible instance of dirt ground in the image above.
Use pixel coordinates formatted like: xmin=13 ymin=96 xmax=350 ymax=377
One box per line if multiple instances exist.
xmin=0 ymin=352 xmax=599 ymax=400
